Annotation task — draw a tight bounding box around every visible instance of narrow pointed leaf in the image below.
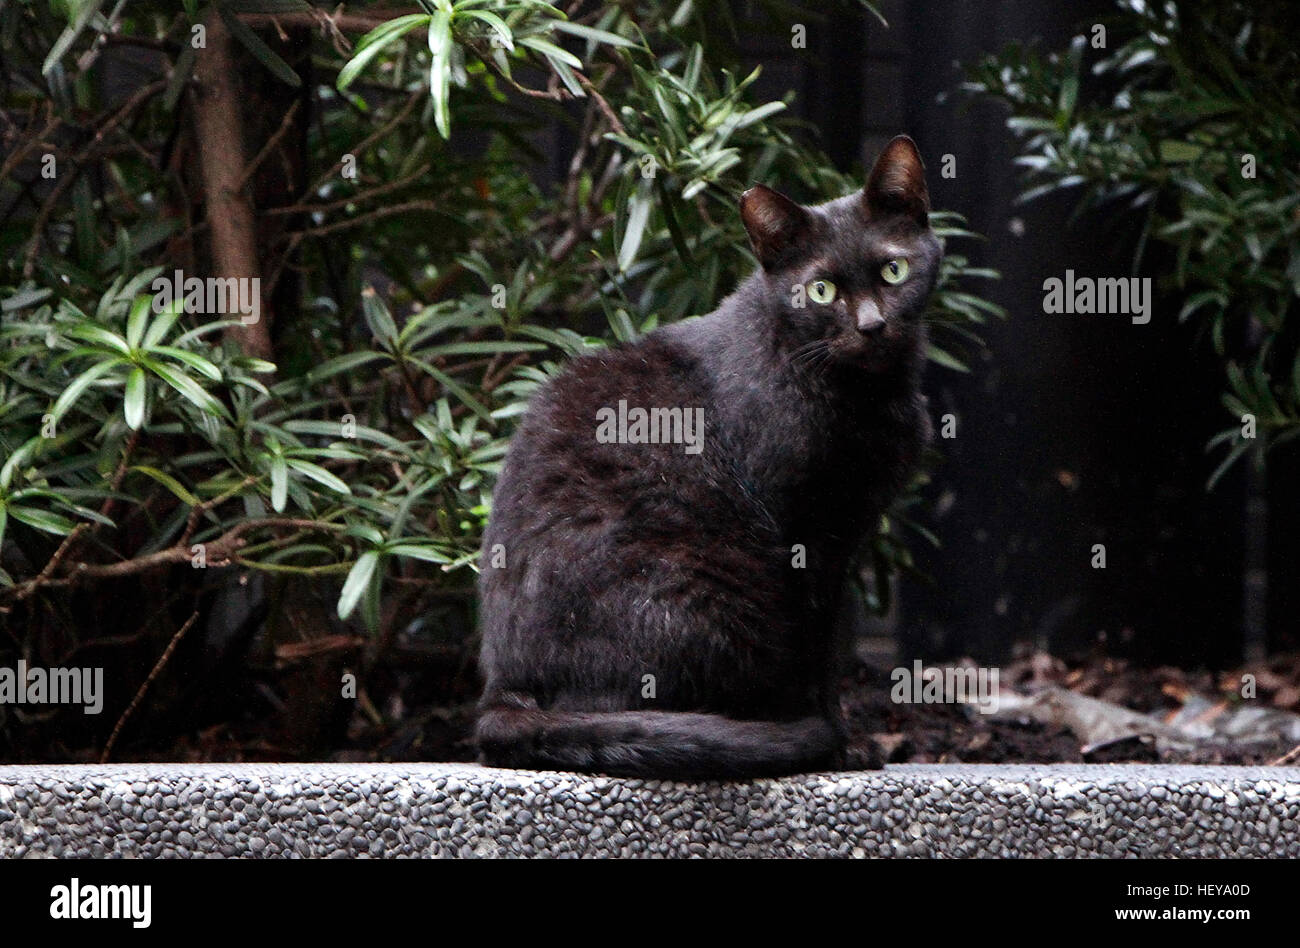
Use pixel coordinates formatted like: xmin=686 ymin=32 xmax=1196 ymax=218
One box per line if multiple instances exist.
xmin=285 ymin=458 xmax=351 ymax=495
xmin=51 ymin=360 xmax=120 ymax=421
xmin=270 ymin=452 xmax=288 ymax=512
xmin=337 ymin=13 xmax=430 ymax=90
xmin=429 ymin=9 xmax=453 ymax=138
xmin=124 ymin=366 xmax=147 ymax=429
xmin=338 ymin=550 xmax=380 ymax=619
xmin=149 ymin=361 xmax=229 ymax=419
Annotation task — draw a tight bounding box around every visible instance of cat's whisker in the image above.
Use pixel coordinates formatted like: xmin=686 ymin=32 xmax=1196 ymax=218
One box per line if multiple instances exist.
xmin=791 ymin=339 xmax=835 ymax=374
xmin=807 ymin=352 xmax=835 ymax=375
xmin=790 ymin=340 xmax=827 ymax=362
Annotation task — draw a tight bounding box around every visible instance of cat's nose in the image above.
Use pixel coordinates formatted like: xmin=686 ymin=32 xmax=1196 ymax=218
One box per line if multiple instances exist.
xmin=856 ymin=299 xmax=885 ymax=334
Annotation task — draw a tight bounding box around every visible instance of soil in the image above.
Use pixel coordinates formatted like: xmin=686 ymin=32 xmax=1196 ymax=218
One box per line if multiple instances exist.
xmin=28 ymin=647 xmax=1300 ymax=768
xmin=837 ymin=655 xmax=1298 ymax=767
xmin=348 ymin=648 xmax=1300 ymax=768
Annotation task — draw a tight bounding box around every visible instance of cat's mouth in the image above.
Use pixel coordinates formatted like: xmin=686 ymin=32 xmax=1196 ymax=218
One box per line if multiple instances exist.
xmin=834 ymin=337 xmax=900 ymax=372
xmin=847 ymin=352 xmax=893 ymax=372
xmin=791 ymin=329 xmax=912 ymax=375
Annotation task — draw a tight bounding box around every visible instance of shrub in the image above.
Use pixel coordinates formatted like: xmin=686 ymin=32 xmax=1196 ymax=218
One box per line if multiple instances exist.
xmin=0 ymin=1 xmax=999 ymax=756
xmin=963 ymin=0 xmax=1300 ymax=486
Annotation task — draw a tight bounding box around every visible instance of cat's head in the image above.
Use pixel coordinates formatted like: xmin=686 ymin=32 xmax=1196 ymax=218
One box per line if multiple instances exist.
xmin=739 ymin=134 xmax=941 ymax=373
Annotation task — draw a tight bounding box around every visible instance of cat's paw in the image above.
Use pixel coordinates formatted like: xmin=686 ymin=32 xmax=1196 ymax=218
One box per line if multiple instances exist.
xmin=843 ymin=739 xmax=887 ymax=771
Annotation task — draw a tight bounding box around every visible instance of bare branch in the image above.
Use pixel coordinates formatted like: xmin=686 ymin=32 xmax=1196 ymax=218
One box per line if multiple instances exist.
xmin=2 ymin=518 xmax=347 ymax=603
xmin=100 ymin=611 xmax=199 ymax=763
xmin=233 ymin=98 xmax=302 ymax=195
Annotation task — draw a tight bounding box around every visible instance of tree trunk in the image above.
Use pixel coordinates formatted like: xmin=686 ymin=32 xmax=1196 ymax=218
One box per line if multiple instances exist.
xmin=191 ymin=14 xmax=273 ymax=361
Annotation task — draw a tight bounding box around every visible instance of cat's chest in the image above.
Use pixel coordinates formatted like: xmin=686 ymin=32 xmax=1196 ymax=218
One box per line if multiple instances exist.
xmin=737 ymin=387 xmax=914 ymax=501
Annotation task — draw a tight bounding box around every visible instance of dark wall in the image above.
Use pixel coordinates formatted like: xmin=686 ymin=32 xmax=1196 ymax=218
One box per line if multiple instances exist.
xmin=730 ymin=0 xmax=1295 ymax=667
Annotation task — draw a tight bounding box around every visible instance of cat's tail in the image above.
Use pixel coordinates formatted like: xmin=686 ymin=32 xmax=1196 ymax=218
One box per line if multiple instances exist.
xmin=476 ymin=702 xmax=841 ymax=779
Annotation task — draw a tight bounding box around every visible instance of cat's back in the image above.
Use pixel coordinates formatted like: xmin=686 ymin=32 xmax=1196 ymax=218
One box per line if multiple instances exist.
xmin=485 ymin=322 xmax=726 ymax=537
xmin=526 ymin=322 xmax=711 ymax=427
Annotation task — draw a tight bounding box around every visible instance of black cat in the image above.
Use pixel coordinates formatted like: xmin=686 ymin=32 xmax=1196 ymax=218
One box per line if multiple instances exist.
xmin=476 ymin=135 xmax=941 ymax=778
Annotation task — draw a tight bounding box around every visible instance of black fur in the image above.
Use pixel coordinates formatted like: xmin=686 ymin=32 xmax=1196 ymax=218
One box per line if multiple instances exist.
xmin=476 ymin=136 xmax=941 ymax=779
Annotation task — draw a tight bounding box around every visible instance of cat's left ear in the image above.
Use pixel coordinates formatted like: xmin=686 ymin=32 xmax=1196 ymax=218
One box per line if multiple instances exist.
xmin=740 ymin=184 xmax=811 ymax=270
xmin=864 ymin=135 xmax=930 ymax=226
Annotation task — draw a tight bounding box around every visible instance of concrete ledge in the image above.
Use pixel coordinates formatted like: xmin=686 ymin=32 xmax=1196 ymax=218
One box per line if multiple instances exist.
xmin=1 ymin=763 xmax=1297 ymax=858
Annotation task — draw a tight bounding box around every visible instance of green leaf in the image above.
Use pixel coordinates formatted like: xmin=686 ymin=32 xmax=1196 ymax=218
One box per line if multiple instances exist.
xmin=1177 ymin=290 xmax=1225 ymax=323
xmin=269 ymin=450 xmax=288 ymax=512
xmin=1207 ymin=438 xmax=1251 ymax=491
xmin=65 ymin=323 xmax=131 ymax=355
xmin=1226 ymin=361 xmax=1251 ymax=402
xmin=1159 ymin=140 xmax=1204 ymax=163
xmin=725 ymin=100 xmax=785 ymax=132
xmin=361 ymin=288 xmax=400 ymax=346
xmin=124 ymin=366 xmax=147 ymax=429
xmin=656 ymin=177 xmax=693 ymax=267
xmin=149 ymin=361 xmax=229 ymax=419
xmin=42 ymin=0 xmax=105 ymax=77
xmin=459 ymin=10 xmax=513 ymax=50
xmin=603 ymin=133 xmax=652 ymax=156
xmin=234 ymin=357 xmax=278 ymax=374
xmin=360 ymin=560 xmax=383 ymax=631
xmin=857 ymin=1 xmax=888 ymax=27
xmin=386 ymin=543 xmax=452 ymax=563
xmin=284 ymin=419 xmax=403 ymax=449
xmin=7 ymin=504 xmax=78 ymax=536
xmin=550 ymin=20 xmax=637 ymax=49
xmin=607 ymin=308 xmax=638 ymax=343
xmin=406 ymin=357 xmax=494 ymax=421
xmin=0 ymin=438 xmax=40 ymax=491
xmin=2 ymin=286 xmax=53 ymax=312
xmin=345 ymin=522 xmax=385 ymax=546
xmin=411 ymin=413 xmax=443 ymax=445
xmin=1056 ymin=35 xmax=1084 ymax=124
xmin=51 ymin=360 xmax=120 ymax=421
xmin=305 ymin=351 xmax=387 ymax=384
xmin=164 ymin=41 xmax=198 ymax=112
xmin=428 ymin=9 xmax=454 ymax=138
xmin=151 ymin=345 xmax=223 ymax=381
xmin=216 ymin=1 xmax=302 ymax=88
xmin=1251 ymin=362 xmax=1281 ymax=420
xmin=618 ymin=176 xmax=654 ymax=271
xmin=518 ymin=35 xmax=583 ymax=70
xmin=142 ymin=297 xmax=184 ymax=348
xmin=926 ymin=344 xmax=970 ymax=373
xmin=418 ymin=340 xmax=545 ymax=357
xmin=173 ymin=319 xmax=243 ymax=346
xmin=338 ymin=550 xmax=380 ymax=619
xmin=285 ymin=459 xmax=352 ymax=495
xmin=337 ymin=13 xmax=430 ymax=90
xmin=129 ymin=466 xmax=200 ymax=506
xmin=125 ymin=294 xmax=151 ymax=348
xmin=297 ymin=445 xmax=366 ymax=462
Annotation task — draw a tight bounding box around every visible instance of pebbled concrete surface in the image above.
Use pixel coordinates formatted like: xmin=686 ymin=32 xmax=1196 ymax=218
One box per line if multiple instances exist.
xmin=0 ymin=763 xmax=1297 ymax=858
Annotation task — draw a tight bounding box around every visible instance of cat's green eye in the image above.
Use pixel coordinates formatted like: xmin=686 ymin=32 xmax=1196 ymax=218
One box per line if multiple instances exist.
xmin=881 ymin=258 xmax=909 ymax=285
xmin=807 ymin=279 xmax=837 ymax=304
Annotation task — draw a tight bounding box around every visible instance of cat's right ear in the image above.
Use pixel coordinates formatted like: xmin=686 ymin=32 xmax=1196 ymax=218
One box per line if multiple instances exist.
xmin=864 ymin=135 xmax=930 ymax=225
xmin=740 ymin=185 xmax=810 ymax=270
